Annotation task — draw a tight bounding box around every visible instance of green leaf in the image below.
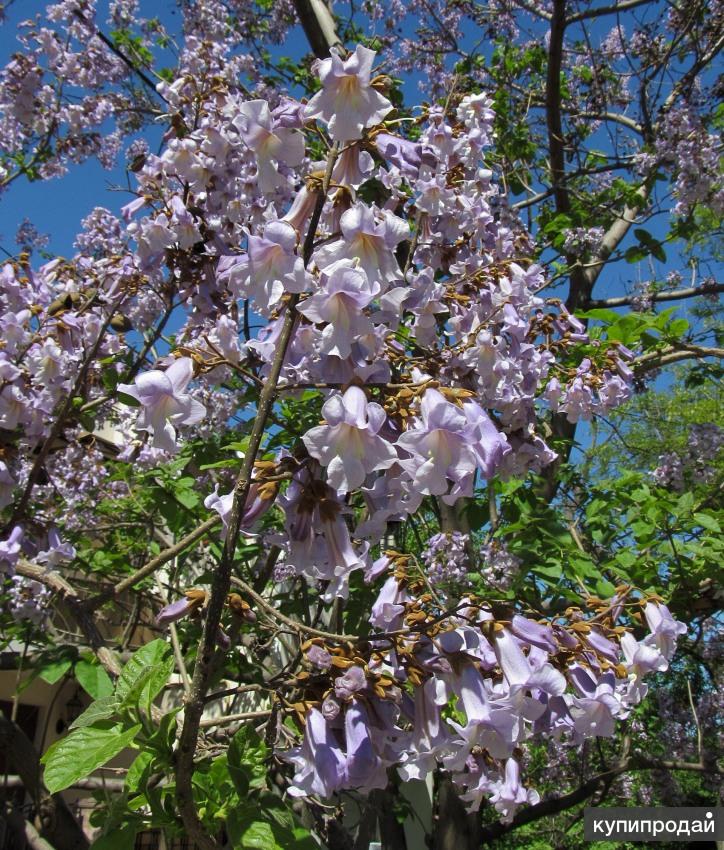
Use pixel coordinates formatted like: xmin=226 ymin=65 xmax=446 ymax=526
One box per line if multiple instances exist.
xmin=624 ymin=245 xmax=648 ymax=263
xmin=90 ymin=824 xmax=137 ymax=850
xmin=667 ymin=318 xmax=689 ymax=337
xmin=38 ymin=658 xmax=73 ymax=684
xmin=42 ymin=723 xmax=141 ymax=793
xmin=70 ymin=696 xmax=119 ymax=729
xmin=36 ymin=648 xmax=77 ymax=684
xmin=577 ymin=308 xmax=621 ymax=324
xmin=228 ymin=726 xmax=268 ymax=796
xmin=125 ymin=751 xmax=154 ymax=794
xmin=145 ymin=707 xmax=180 ymax=755
xmin=693 ymin=512 xmax=721 ymax=533
xmin=119 ymin=661 xmax=174 ymax=713
xmin=116 ymin=640 xmax=173 ymax=707
xmin=117 ymin=391 xmax=140 ymax=408
xmin=75 ymin=659 xmax=114 ymax=699
xmin=233 ymin=820 xmax=280 ymax=850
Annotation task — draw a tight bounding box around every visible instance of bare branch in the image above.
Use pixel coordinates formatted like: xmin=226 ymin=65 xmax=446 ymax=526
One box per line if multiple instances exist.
xmin=633 ymin=344 xmax=724 ymax=373
xmin=567 ymin=0 xmax=654 ymax=24
xmin=3 ymin=775 xmax=125 ymax=793
xmin=16 ymin=559 xmax=122 ymax=677
xmin=511 ymin=0 xmax=552 ymax=20
xmin=589 ymin=283 xmax=724 ymax=308
xmin=292 ymin=0 xmax=341 ymax=58
xmin=86 ymin=515 xmax=221 ymax=609
xmin=230 ymin=576 xmax=358 ymax=642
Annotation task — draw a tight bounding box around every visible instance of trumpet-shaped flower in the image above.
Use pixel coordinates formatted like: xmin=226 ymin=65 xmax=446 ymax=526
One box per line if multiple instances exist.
xmin=313 ymin=203 xmax=409 ymax=291
xmin=305 ymin=45 xmax=393 ymax=141
xmin=235 ymin=99 xmax=305 ymax=192
xmin=218 ymin=220 xmax=307 ymax=313
xmin=297 ymin=259 xmax=379 ymax=358
xmin=303 ymin=386 xmax=397 ymax=491
xmin=397 ymin=389 xmax=508 ymax=496
xmin=118 ymin=357 xmax=206 ymax=453
xmin=284 ymin=707 xmax=346 ymax=798
xmin=643 ymin=601 xmax=686 ymax=660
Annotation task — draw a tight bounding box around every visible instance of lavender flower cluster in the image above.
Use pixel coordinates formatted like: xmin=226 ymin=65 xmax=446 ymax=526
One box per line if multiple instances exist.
xmin=421 ymin=531 xmax=470 ymax=586
xmin=287 ymin=593 xmax=685 ymax=821
xmin=652 ymin=423 xmax=724 ymax=490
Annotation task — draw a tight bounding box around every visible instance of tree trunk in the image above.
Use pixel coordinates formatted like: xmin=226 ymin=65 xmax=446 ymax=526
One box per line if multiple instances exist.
xmin=432 ymin=775 xmax=481 ymax=850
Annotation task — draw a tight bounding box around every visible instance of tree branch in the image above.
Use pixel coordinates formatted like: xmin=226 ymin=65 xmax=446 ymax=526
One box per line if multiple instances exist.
xmin=3 ymin=775 xmax=125 ymax=793
xmin=511 ymin=0 xmax=552 ymax=20
xmin=589 ymin=283 xmax=724 ymax=308
xmin=480 ymin=754 xmax=713 ymax=843
xmin=174 ymin=145 xmax=340 ymax=850
xmin=16 ymin=560 xmax=122 ymax=677
xmin=85 ymin=515 xmax=221 ymax=610
xmin=567 ymin=0 xmax=654 ymax=24
xmin=292 ymin=0 xmax=341 ymax=58
xmin=633 ymin=345 xmax=724 ymax=373
xmin=230 ymin=576 xmax=358 ymax=642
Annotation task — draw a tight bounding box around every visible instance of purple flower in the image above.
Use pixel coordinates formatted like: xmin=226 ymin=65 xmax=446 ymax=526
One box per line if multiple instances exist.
xmin=9 ymin=576 xmax=51 ymax=626
xmin=280 ymin=467 xmax=370 ymax=599
xmin=643 ymin=601 xmax=686 ymax=660
xmin=117 ymin=357 xmax=206 ymax=453
xmin=297 ymin=259 xmax=379 ymax=358
xmin=331 ymin=143 xmax=374 ymax=189
xmin=620 ymin=632 xmax=668 ymax=677
xmin=306 ymin=644 xmax=333 ymax=670
xmin=204 ymin=480 xmax=274 ymax=539
xmin=398 ymin=678 xmax=452 ymax=781
xmin=284 ymin=708 xmax=346 ymax=798
xmin=305 ymin=46 xmax=393 ymax=141
xmin=510 ymin=615 xmax=557 ymax=653
xmin=156 ymin=590 xmax=206 ymax=627
xmin=303 ymin=386 xmax=397 ymax=491
xmin=322 ymin=695 xmax=341 ymax=720
xmin=235 ymin=100 xmax=305 ymax=192
xmin=36 ymin=528 xmax=75 ymax=567
xmin=343 ymin=700 xmax=390 ymax=790
xmin=334 ymin=665 xmax=367 ymax=699
xmin=313 ymin=203 xmax=409 ymax=291
xmin=218 ymin=220 xmax=307 ymax=313
xmin=488 ymin=758 xmax=539 ymax=822
xmin=397 ymin=389 xmax=508 ymax=497
xmin=415 ymin=172 xmax=456 ymax=216
xmin=369 ymin=575 xmax=410 ymax=630
xmin=0 ymin=525 xmax=23 ymax=575
xmin=568 ymin=668 xmax=625 ymax=739
xmin=450 ymin=664 xmax=518 ymax=759
xmin=374 ymin=132 xmax=424 ymax=177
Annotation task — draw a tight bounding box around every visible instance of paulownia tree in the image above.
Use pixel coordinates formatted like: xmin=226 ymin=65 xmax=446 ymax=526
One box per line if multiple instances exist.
xmin=0 ymin=1 xmax=721 ymax=848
